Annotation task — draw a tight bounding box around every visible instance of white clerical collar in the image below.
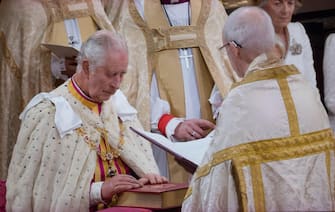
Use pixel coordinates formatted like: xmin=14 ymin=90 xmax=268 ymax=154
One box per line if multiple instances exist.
xmin=246 ymin=53 xmax=284 ymax=75
xmin=71 ymin=77 xmax=99 ymax=103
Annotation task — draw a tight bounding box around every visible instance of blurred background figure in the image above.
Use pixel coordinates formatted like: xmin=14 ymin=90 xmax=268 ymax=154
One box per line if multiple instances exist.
xmin=258 ymin=0 xmax=317 ymax=87
xmin=0 ymin=0 xmax=112 ymax=180
xmin=323 ymin=33 xmax=335 ymax=132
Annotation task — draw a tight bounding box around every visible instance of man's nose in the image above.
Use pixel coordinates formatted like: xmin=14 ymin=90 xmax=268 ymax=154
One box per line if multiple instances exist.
xmin=112 ymin=75 xmax=122 ymax=88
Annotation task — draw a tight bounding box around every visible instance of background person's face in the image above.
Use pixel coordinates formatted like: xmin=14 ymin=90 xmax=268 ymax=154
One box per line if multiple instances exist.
xmin=263 ymin=0 xmax=295 ymax=30
xmin=87 ymin=51 xmax=128 ymax=102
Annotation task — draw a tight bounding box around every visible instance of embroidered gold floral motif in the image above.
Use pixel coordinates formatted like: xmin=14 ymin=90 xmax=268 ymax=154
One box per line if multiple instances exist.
xmin=76 ymin=127 xmax=98 ymax=150
xmin=77 ymin=119 xmax=125 ymax=178
xmin=96 ymin=119 xmax=125 ymax=160
xmin=97 ymin=119 xmax=125 ymax=177
xmin=289 ymin=38 xmax=302 ymax=55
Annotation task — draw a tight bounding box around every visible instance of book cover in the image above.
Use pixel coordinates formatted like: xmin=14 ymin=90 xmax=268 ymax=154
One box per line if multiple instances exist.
xmin=116 ymin=183 xmax=188 ymax=209
xmin=42 ymin=43 xmax=79 ymax=59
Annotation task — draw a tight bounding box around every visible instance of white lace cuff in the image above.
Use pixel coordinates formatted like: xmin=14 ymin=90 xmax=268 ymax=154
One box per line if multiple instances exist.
xmin=166 ymin=117 xmax=184 ymax=141
xmin=89 ymin=181 xmax=106 ymax=206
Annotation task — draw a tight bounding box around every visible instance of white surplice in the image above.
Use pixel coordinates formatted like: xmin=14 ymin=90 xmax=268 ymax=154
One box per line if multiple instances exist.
xmin=182 ymin=55 xmax=335 ymax=211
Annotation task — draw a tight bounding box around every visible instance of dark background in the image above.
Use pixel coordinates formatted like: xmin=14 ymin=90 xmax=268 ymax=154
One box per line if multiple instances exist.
xmin=293 ymin=0 xmax=335 ymax=104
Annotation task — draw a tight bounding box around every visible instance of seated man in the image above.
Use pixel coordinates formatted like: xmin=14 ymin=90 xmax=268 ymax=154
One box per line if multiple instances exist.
xmin=6 ymin=30 xmax=167 ymax=211
xmin=183 ymin=6 xmax=335 ymax=211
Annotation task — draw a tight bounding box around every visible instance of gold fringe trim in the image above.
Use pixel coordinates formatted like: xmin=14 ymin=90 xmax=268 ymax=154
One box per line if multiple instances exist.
xmin=195 ymin=129 xmax=334 ymax=179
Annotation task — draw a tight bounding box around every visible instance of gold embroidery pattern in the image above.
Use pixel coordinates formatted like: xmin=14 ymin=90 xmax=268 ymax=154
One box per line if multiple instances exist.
xmin=193 ymin=129 xmax=334 ymax=211
xmin=195 ymin=129 xmax=334 ymax=180
xmin=250 ymin=164 xmax=265 ymax=212
xmin=326 ymin=150 xmax=331 ymax=189
xmin=76 ymin=119 xmax=125 ymax=180
xmin=229 ymin=64 xmax=301 ymax=210
xmin=97 ymin=120 xmax=125 ymax=160
xmin=277 ymin=78 xmax=300 ymax=136
xmin=186 ymin=65 xmax=332 ymax=209
xmin=232 ymin=163 xmax=248 ymax=212
xmin=231 ymin=65 xmax=299 ymax=89
xmin=76 ymin=127 xmax=99 ymax=150
xmin=97 ymin=119 xmax=125 ymax=178
xmin=150 ymin=26 xmax=199 ymax=52
xmin=76 ymin=119 xmax=125 ymax=160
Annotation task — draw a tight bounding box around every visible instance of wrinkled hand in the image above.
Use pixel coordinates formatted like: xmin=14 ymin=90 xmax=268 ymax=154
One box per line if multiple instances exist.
xmin=138 ymin=173 xmax=169 ymax=185
xmin=101 ymin=174 xmax=142 ymax=202
xmin=62 ymin=56 xmax=77 ymax=78
xmin=174 ymin=119 xmax=215 ymax=141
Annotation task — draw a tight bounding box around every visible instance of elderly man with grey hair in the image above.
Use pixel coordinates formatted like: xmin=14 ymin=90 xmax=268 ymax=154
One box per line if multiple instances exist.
xmin=6 ymin=30 xmax=167 ymax=211
xmin=182 ymin=6 xmax=334 ymax=212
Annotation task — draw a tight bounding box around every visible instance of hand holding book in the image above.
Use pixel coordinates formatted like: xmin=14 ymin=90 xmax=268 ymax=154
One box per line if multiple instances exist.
xmin=130 ymin=127 xmax=215 ymax=173
xmin=174 ymin=118 xmax=215 ymax=141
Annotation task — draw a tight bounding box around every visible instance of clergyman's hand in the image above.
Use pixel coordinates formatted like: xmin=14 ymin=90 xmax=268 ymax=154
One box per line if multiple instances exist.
xmin=101 ymin=174 xmax=142 ymax=202
xmin=174 ymin=119 xmax=215 ymax=141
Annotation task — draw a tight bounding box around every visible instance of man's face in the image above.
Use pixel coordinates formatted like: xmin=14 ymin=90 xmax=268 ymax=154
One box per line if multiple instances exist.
xmin=222 ymin=40 xmax=245 ymax=77
xmin=86 ymin=51 xmax=128 ymax=102
xmin=263 ymin=0 xmax=295 ymax=30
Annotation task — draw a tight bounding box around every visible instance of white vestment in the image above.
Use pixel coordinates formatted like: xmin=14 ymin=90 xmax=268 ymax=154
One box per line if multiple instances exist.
xmin=182 ymin=55 xmax=335 ymax=212
xmin=285 ymin=22 xmax=317 ymax=87
xmin=323 ymin=33 xmax=335 ymax=132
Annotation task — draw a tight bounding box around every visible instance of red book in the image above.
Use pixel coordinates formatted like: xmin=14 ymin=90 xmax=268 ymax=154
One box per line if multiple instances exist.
xmin=116 ymin=183 xmax=188 ymax=209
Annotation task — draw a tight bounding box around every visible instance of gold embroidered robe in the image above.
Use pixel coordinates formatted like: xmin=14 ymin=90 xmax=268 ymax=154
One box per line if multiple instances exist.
xmin=6 ymin=81 xmax=159 ymax=211
xmin=183 ymin=56 xmax=335 ymax=211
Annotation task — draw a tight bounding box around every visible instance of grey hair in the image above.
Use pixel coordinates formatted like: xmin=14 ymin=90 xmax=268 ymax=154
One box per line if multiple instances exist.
xmin=257 ymin=0 xmax=302 ymax=9
xmin=223 ymin=6 xmax=275 ymax=56
xmin=77 ymin=30 xmax=128 ymax=72
xmin=258 ymin=0 xmax=268 ymax=7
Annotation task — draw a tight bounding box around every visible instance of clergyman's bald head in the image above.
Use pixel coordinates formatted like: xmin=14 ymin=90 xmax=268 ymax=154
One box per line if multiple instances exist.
xmin=223 ymin=6 xmax=275 ymax=57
